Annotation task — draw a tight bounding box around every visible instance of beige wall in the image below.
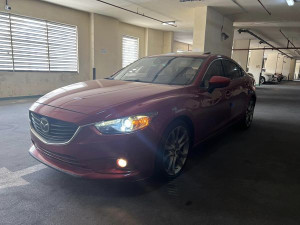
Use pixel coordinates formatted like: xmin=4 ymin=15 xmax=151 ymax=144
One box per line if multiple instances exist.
xmin=163 ymin=31 xmax=174 ymax=54
xmin=231 ymin=39 xmax=250 ymax=71
xmin=173 ymin=41 xmax=192 ymax=53
xmin=92 ymin=16 xmax=173 ymax=79
xmin=120 ymin=22 xmax=146 ymax=59
xmin=92 ymin=15 xmax=148 ymax=79
xmin=93 ymin=14 xmax=120 ymax=79
xmin=0 ymin=0 xmax=173 ymax=98
xmin=0 ymin=0 xmax=91 ymax=98
xmin=145 ymin=28 xmax=164 ymax=56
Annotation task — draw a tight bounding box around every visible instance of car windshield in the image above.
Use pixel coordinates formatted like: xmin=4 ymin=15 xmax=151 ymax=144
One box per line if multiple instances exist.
xmin=112 ymin=56 xmax=204 ymax=85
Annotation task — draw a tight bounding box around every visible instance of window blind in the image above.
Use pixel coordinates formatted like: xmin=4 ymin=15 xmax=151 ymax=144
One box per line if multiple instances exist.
xmin=0 ymin=12 xmax=78 ymax=72
xmin=48 ymin=22 xmax=78 ymax=72
xmin=122 ymin=36 xmax=139 ymax=68
xmin=0 ymin=13 xmax=13 ymax=70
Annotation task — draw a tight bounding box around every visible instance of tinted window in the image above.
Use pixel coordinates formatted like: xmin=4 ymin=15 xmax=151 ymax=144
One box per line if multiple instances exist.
xmin=223 ymin=60 xmax=242 ymax=80
xmin=113 ymin=56 xmax=204 ymax=85
xmin=201 ymin=60 xmax=224 ymax=88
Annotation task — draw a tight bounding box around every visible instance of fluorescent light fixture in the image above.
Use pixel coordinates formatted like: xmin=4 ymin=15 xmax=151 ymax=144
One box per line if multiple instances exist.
xmin=162 ymin=21 xmax=176 ymax=26
xmin=286 ymin=0 xmax=294 ymax=6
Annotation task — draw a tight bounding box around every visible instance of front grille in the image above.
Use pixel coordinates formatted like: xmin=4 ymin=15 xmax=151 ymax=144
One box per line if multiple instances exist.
xmin=30 ymin=112 xmax=79 ymax=144
xmin=36 ymin=145 xmax=87 ymax=168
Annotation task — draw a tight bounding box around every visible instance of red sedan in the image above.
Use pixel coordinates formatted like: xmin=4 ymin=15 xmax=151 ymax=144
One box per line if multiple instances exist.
xmin=29 ymin=53 xmax=256 ymax=180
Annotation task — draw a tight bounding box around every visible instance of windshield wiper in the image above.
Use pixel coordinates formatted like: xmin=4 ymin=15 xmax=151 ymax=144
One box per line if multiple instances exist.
xmin=104 ymin=77 xmax=114 ymax=80
xmin=123 ymin=79 xmax=147 ymax=83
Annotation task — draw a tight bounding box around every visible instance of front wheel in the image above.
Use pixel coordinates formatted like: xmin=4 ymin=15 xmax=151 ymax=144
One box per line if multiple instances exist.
xmin=240 ymin=99 xmax=255 ymax=129
xmin=156 ymin=121 xmax=191 ymax=179
xmin=260 ymin=76 xmax=265 ymax=84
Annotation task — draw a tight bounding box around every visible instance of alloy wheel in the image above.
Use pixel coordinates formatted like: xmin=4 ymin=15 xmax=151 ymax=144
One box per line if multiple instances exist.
xmin=245 ymin=100 xmax=255 ymax=128
xmin=162 ymin=126 xmax=190 ymax=176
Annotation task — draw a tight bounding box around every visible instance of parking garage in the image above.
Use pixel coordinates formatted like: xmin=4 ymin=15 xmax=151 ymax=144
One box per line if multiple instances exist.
xmin=1 ymin=0 xmax=300 ymax=225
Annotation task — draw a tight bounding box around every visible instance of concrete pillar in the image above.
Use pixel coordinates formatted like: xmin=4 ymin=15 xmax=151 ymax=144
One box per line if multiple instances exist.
xmin=248 ymin=46 xmax=264 ymax=85
xmin=265 ymin=53 xmax=278 ymax=74
xmin=282 ymin=57 xmax=291 ymax=78
xmin=193 ymin=6 xmax=234 ymax=57
xmin=294 ymin=61 xmax=300 ymax=79
xmin=289 ymin=59 xmax=296 ymax=80
xmin=276 ymin=54 xmax=284 ymax=74
xmin=231 ymin=39 xmax=250 ymax=71
xmin=193 ymin=7 xmax=207 ymax=53
xmin=163 ymin=31 xmax=174 ymax=54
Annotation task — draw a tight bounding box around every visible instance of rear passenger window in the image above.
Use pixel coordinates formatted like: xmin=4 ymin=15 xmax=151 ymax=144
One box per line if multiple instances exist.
xmin=201 ymin=60 xmax=224 ymax=88
xmin=223 ymin=60 xmax=242 ymax=80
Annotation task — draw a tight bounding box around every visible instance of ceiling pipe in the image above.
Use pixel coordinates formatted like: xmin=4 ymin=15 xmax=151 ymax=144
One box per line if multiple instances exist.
xmin=279 ymin=29 xmax=300 ymax=55
xmin=257 ymin=0 xmax=271 ymax=15
xmin=238 ymin=29 xmax=293 ymax=58
xmin=96 ymin=0 xmax=177 ymax=27
xmin=231 ymin=0 xmax=248 ymax=13
xmin=233 ymin=47 xmax=300 ymax=51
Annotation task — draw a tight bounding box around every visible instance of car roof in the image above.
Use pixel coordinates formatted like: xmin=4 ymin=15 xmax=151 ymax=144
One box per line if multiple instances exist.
xmin=148 ymin=52 xmax=228 ymax=60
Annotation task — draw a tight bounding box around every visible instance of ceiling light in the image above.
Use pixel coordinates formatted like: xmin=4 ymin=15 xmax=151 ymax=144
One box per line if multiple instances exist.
xmin=286 ymin=0 xmax=294 ymax=6
xmin=162 ymin=21 xmax=176 ymax=26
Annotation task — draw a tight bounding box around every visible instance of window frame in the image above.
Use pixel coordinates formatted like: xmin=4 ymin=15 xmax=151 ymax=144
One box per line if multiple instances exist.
xmin=122 ymin=35 xmax=139 ymax=68
xmin=221 ymin=59 xmax=244 ymax=80
xmin=0 ymin=12 xmax=79 ymax=73
xmin=200 ymin=59 xmax=226 ymax=88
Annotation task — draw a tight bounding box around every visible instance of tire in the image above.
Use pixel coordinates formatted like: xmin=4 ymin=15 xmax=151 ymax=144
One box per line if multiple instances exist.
xmin=240 ymin=99 xmax=255 ymax=129
xmin=156 ymin=120 xmax=191 ymax=179
xmin=260 ymin=76 xmax=265 ymax=84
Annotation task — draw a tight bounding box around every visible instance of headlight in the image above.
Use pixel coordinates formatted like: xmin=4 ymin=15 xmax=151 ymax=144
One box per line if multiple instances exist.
xmin=94 ymin=113 xmax=156 ymax=134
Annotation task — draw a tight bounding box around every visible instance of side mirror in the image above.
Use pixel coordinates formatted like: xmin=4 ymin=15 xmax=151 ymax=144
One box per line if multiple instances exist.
xmin=208 ymin=76 xmax=230 ymax=92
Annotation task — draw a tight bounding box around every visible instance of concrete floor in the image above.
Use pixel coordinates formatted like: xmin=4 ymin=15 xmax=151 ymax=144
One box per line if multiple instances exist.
xmin=0 ymin=81 xmax=300 ymax=225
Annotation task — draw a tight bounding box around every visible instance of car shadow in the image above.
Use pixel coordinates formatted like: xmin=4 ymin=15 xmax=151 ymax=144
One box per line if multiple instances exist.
xmin=33 ymin=125 xmax=242 ymax=199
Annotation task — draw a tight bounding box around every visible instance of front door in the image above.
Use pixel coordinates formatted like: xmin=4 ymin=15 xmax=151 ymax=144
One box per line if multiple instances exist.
xmin=195 ymin=59 xmax=231 ymax=139
xmin=222 ymin=60 xmax=247 ymax=120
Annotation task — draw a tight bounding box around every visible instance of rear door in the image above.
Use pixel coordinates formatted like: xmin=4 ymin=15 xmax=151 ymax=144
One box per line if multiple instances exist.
xmin=196 ymin=59 xmax=231 ymax=137
xmin=222 ymin=59 xmax=247 ymax=120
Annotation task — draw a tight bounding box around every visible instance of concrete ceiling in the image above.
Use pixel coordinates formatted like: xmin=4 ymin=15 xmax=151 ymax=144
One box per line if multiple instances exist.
xmin=41 ymin=0 xmax=300 ymax=57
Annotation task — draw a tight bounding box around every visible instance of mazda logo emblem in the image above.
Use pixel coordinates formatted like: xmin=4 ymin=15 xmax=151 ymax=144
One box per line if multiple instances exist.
xmin=40 ymin=117 xmax=50 ymax=133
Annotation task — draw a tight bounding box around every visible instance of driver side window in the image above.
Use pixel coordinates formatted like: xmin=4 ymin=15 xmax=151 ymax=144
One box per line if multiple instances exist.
xmin=201 ymin=60 xmax=224 ymax=88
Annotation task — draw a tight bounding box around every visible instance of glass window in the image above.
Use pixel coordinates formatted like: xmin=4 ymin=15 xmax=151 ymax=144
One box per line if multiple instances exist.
xmin=0 ymin=12 xmax=78 ymax=72
xmin=113 ymin=56 xmax=204 ymax=85
xmin=222 ymin=60 xmax=242 ymax=79
xmin=122 ymin=36 xmax=139 ymax=68
xmin=201 ymin=60 xmax=224 ymax=88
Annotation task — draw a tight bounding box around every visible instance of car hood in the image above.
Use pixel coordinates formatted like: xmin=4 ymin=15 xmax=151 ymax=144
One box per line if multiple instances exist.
xmin=36 ymin=79 xmax=179 ymax=115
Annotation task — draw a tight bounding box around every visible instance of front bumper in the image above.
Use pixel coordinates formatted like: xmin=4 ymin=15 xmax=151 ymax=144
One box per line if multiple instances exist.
xmin=29 ymin=124 xmax=159 ymax=180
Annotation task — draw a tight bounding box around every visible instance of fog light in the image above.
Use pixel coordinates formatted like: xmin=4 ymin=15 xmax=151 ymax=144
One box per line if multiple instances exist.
xmin=117 ymin=158 xmax=127 ymax=168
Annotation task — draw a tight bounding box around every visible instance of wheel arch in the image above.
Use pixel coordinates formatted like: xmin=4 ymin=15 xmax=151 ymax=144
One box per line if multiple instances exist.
xmin=168 ymin=115 xmax=195 ymax=146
